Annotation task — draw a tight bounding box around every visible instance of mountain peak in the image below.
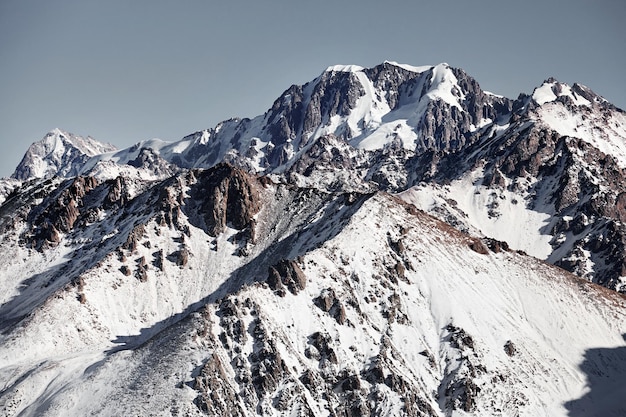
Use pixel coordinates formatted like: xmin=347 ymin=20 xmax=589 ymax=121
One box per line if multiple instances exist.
xmin=11 ymin=129 xmax=117 ymax=181
xmin=531 ymin=78 xmax=594 ymax=106
xmin=324 ymin=61 xmax=444 ymax=75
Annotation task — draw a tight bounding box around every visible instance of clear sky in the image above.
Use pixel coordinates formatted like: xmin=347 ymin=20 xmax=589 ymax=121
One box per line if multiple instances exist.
xmin=1 ymin=0 xmax=624 ymax=178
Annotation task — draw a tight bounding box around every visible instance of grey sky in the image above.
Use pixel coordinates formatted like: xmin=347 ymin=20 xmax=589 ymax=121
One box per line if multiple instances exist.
xmin=1 ymin=0 xmax=624 ymax=178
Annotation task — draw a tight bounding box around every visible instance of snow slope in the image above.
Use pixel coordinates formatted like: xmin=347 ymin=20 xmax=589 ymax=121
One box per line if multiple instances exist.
xmin=399 ymin=168 xmax=555 ymax=260
xmin=531 ymin=80 xmax=626 ymax=169
xmin=0 ymin=176 xmax=625 ymax=416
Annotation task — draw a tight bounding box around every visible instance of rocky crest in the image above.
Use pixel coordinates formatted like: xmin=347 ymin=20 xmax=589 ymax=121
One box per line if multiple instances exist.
xmin=185 ymin=163 xmax=262 ymax=239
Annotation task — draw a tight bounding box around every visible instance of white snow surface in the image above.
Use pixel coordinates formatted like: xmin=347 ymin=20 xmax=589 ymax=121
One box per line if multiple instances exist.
xmin=383 ymin=60 xmax=433 ymax=73
xmin=0 ymin=188 xmax=625 ymax=416
xmin=532 ymin=80 xmax=591 ymax=107
xmin=325 ymin=64 xmax=365 ymax=73
xmin=399 ymin=167 xmax=555 ymax=260
xmin=426 ymin=63 xmax=464 ymax=109
xmin=535 ymin=101 xmax=626 ymax=168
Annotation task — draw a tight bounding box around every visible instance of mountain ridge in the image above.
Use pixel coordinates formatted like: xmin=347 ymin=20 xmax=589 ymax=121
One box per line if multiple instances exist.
xmin=1 ymin=61 xmax=626 ymax=416
xmin=1 ymin=163 xmax=624 ymax=416
xmin=3 ymin=62 xmax=626 ymax=291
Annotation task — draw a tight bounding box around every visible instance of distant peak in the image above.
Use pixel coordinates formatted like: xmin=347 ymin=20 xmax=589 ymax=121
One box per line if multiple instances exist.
xmin=11 ymin=130 xmax=118 ymax=181
xmin=46 ymin=128 xmax=68 ymax=138
xmin=532 ymin=79 xmax=593 ymax=106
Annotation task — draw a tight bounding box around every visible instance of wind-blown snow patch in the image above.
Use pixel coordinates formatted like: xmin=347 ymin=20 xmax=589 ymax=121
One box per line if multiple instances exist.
xmin=399 ymin=169 xmax=554 ymax=259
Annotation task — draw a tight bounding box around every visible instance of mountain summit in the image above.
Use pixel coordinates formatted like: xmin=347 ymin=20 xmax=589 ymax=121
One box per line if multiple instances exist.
xmin=11 ymin=128 xmax=117 ymax=181
xmin=1 ymin=62 xmax=626 ymax=416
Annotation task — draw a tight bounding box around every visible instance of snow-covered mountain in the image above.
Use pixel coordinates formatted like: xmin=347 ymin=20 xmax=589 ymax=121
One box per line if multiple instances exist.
xmin=399 ymin=77 xmax=626 ymax=292
xmin=1 ymin=164 xmax=625 ymax=416
xmin=1 ymin=62 xmax=626 ymax=416
xmin=21 ymin=61 xmax=624 ymax=293
xmin=37 ymin=62 xmax=505 ymax=184
xmin=11 ymin=128 xmax=117 ymax=181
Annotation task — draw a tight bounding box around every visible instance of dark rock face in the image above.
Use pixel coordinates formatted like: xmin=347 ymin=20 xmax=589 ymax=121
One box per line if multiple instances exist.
xmin=262 ymin=70 xmax=365 ymax=167
xmin=194 ymin=353 xmax=246 ymax=417
xmin=24 ymin=176 xmax=98 ymax=249
xmin=103 ymin=176 xmax=129 ymax=208
xmin=267 ymin=259 xmax=307 ymax=296
xmin=314 ymin=288 xmax=346 ymax=324
xmin=363 ymin=62 xmax=422 ymax=110
xmin=186 ymin=163 xmax=261 ymax=239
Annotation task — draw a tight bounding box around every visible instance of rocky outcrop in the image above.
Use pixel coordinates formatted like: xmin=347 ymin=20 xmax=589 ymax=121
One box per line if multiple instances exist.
xmin=25 ymin=176 xmax=98 ymax=249
xmin=267 ymin=259 xmax=307 ymax=296
xmin=441 ymin=324 xmax=482 ymax=413
xmin=128 ymin=147 xmax=178 ymax=178
xmin=135 ymin=256 xmax=148 ymax=282
xmin=186 ymin=163 xmax=261 ymax=239
xmin=122 ymin=224 xmax=145 ymax=253
xmin=504 ymin=340 xmax=517 ymax=357
xmin=314 ymin=288 xmax=346 ymax=324
xmin=194 ymin=353 xmax=246 ymax=417
xmin=103 ymin=176 xmax=130 ymax=208
xmin=469 ymin=239 xmax=489 ymax=255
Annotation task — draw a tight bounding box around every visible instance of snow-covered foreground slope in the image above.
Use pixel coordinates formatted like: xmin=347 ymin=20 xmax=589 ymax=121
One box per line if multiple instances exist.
xmin=0 ymin=172 xmax=624 ymax=416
